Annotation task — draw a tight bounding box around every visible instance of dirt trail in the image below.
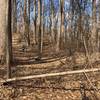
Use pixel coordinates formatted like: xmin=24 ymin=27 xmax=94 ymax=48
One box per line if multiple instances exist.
xmin=0 ymin=34 xmax=100 ymax=100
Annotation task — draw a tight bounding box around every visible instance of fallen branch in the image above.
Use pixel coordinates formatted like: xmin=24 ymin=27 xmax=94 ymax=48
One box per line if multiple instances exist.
xmin=1 ymin=68 xmax=100 ymax=84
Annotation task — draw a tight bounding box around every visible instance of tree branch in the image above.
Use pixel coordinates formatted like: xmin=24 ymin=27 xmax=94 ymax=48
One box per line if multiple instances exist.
xmin=1 ymin=67 xmax=100 ymax=84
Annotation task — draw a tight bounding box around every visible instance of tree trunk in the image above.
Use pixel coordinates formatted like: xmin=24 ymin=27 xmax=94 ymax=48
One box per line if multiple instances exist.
xmin=24 ymin=0 xmax=30 ymax=46
xmin=56 ymin=0 xmax=61 ymax=52
xmin=60 ymin=0 xmax=65 ymax=49
xmin=91 ymin=0 xmax=97 ymax=52
xmin=33 ymin=0 xmax=37 ymax=44
xmin=6 ymin=0 xmax=12 ymax=78
xmin=37 ymin=0 xmax=42 ymax=59
xmin=12 ymin=0 xmax=17 ymax=33
xmin=0 ymin=0 xmax=7 ymax=63
xmin=28 ymin=0 xmax=30 ymax=45
xmin=50 ymin=0 xmax=55 ymax=46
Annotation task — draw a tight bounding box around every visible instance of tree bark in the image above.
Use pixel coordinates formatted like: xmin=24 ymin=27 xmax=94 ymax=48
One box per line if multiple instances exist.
xmin=6 ymin=0 xmax=12 ymax=78
xmin=56 ymin=0 xmax=61 ymax=52
xmin=24 ymin=0 xmax=30 ymax=46
xmin=91 ymin=0 xmax=97 ymax=52
xmin=12 ymin=0 xmax=17 ymax=33
xmin=37 ymin=0 xmax=43 ymax=59
xmin=0 ymin=0 xmax=7 ymax=62
xmin=33 ymin=0 xmax=37 ymax=44
xmin=50 ymin=0 xmax=55 ymax=46
xmin=60 ymin=0 xmax=65 ymax=49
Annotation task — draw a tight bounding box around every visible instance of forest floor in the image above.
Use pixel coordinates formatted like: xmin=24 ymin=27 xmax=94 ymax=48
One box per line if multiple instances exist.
xmin=0 ymin=33 xmax=100 ymax=100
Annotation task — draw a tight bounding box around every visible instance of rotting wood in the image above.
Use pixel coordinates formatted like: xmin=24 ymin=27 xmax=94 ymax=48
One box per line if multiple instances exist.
xmin=1 ymin=67 xmax=100 ymax=84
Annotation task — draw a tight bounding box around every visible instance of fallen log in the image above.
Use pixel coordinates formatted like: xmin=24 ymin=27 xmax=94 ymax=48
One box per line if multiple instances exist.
xmin=1 ymin=68 xmax=100 ymax=84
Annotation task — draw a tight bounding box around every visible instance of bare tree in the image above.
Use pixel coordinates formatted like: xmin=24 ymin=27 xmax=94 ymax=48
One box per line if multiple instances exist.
xmin=56 ymin=0 xmax=61 ymax=52
xmin=12 ymin=0 xmax=17 ymax=33
xmin=0 ymin=0 xmax=7 ymax=63
xmin=33 ymin=0 xmax=37 ymax=44
xmin=37 ymin=0 xmax=43 ymax=60
xmin=0 ymin=0 xmax=12 ymax=71
xmin=50 ymin=0 xmax=55 ymax=48
xmin=60 ymin=0 xmax=65 ymax=49
xmin=91 ymin=0 xmax=97 ymax=52
xmin=24 ymin=0 xmax=30 ymax=46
